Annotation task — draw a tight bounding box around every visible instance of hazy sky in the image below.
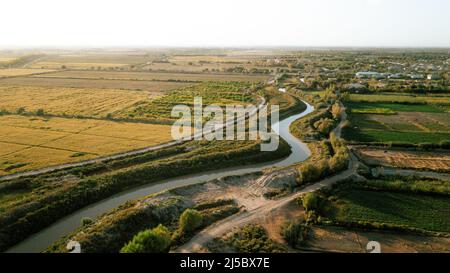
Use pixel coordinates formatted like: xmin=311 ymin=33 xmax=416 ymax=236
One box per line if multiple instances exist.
xmin=1 ymin=0 xmax=449 ymax=48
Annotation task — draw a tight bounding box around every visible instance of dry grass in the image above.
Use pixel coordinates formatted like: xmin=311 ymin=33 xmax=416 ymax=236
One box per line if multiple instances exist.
xmin=357 ymin=148 xmax=450 ymax=171
xmin=0 ymin=77 xmax=192 ymax=91
xmin=168 ymin=55 xmax=246 ymax=63
xmin=0 ymin=58 xmax=16 ymax=63
xmin=29 ymin=62 xmax=129 ymax=69
xmin=0 ymin=68 xmax=55 ymax=77
xmin=0 ymin=85 xmax=154 ymax=117
xmin=36 ymin=70 xmax=269 ymax=82
xmin=0 ymin=115 xmax=176 ymax=175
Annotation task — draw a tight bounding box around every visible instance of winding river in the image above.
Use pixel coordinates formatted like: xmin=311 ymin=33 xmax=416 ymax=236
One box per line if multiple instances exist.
xmin=6 ymin=101 xmax=314 ymax=253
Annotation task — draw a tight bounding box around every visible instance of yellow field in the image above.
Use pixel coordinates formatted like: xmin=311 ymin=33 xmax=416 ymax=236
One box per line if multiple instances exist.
xmin=29 ymin=61 xmax=129 ymax=69
xmin=169 ymin=55 xmax=246 ymax=63
xmin=0 ymin=85 xmax=154 ymax=117
xmin=0 ymin=68 xmax=55 ymax=77
xmin=0 ymin=57 xmax=16 ymax=63
xmin=0 ymin=115 xmax=177 ymax=175
xmin=35 ymin=70 xmax=270 ymax=82
xmin=0 ymin=76 xmax=192 ymax=91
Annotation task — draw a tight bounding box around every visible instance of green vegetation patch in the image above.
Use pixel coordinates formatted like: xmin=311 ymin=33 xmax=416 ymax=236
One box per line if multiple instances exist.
xmin=343 ymin=111 xmax=450 ymax=144
xmin=225 ymin=224 xmax=285 ymax=253
xmin=347 ymin=102 xmax=444 ymax=113
xmin=122 ymin=82 xmax=254 ymax=121
xmin=343 ymin=126 xmax=450 ymax=144
xmin=331 ymin=190 xmax=450 ymax=233
xmin=349 ymin=93 xmax=450 ymax=106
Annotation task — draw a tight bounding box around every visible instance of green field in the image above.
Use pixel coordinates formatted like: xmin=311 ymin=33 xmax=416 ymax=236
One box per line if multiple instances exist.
xmin=343 ymin=118 xmax=450 ymax=144
xmin=347 ymin=102 xmax=444 ymax=113
xmin=119 ymin=82 xmax=254 ymax=121
xmin=331 ymin=190 xmax=450 ymax=233
xmin=349 ymin=93 xmax=450 ymax=106
xmin=344 ymin=101 xmax=450 ymax=144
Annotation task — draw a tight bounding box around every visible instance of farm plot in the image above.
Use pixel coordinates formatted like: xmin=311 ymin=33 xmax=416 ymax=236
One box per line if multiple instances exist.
xmin=0 ymin=85 xmax=153 ymax=118
xmin=28 ymin=53 xmax=149 ymax=69
xmin=119 ymin=82 xmax=255 ymax=121
xmin=0 ymin=115 xmax=175 ymax=175
xmin=30 ymin=62 xmax=129 ymax=69
xmin=142 ymin=61 xmax=243 ymax=73
xmin=0 ymin=76 xmax=192 ymax=91
xmin=347 ymin=102 xmax=444 ymax=114
xmin=36 ymin=70 xmax=270 ymax=83
xmin=0 ymin=68 xmax=55 ymax=77
xmin=343 ymin=102 xmax=450 ymax=144
xmin=329 ymin=190 xmax=450 ymax=233
xmin=356 ymin=148 xmax=450 ymax=171
xmin=0 ymin=57 xmax=16 ymax=63
xmin=349 ymin=93 xmax=450 ymax=106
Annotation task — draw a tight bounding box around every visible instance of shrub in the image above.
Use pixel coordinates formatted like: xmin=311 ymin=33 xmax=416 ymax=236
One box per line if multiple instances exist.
xmin=36 ymin=108 xmax=45 ymax=116
xmin=16 ymin=107 xmax=26 ymax=115
xmin=179 ymin=209 xmax=203 ymax=234
xmin=302 ymin=192 xmax=322 ymax=212
xmin=298 ymin=163 xmax=318 ymax=184
xmin=314 ymin=118 xmax=335 ymax=135
xmin=120 ymin=224 xmax=171 ymax=253
xmin=229 ymin=225 xmax=282 ymax=253
xmin=81 ymin=217 xmax=94 ymax=227
xmin=280 ymin=220 xmax=309 ymax=248
xmin=331 ymin=103 xmax=342 ymax=119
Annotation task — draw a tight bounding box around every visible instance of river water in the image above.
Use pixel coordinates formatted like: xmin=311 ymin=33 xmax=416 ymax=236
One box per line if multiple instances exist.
xmin=6 ymin=101 xmax=314 ymax=253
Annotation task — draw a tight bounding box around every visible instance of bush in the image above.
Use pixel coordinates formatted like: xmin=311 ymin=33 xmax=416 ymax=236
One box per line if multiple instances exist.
xmin=81 ymin=217 xmax=94 ymax=227
xmin=16 ymin=107 xmax=26 ymax=115
xmin=280 ymin=220 xmax=309 ymax=248
xmin=314 ymin=118 xmax=335 ymax=136
xmin=120 ymin=224 xmax=171 ymax=253
xmin=302 ymin=192 xmax=322 ymax=212
xmin=179 ymin=209 xmax=203 ymax=234
xmin=36 ymin=108 xmax=45 ymax=116
xmin=229 ymin=225 xmax=282 ymax=253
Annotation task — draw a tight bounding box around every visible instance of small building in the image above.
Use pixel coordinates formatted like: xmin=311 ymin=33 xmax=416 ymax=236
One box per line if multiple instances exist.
xmin=388 ymin=73 xmax=406 ymax=79
xmin=410 ymin=74 xmax=424 ymax=80
xmin=427 ymin=73 xmax=441 ymax=80
xmin=278 ymin=88 xmax=286 ymax=93
xmin=356 ymin=71 xmax=383 ymax=79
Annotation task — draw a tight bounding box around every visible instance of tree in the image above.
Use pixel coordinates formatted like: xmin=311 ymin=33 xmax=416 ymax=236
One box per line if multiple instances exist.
xmin=120 ymin=224 xmax=171 ymax=253
xmin=302 ymin=192 xmax=321 ymax=212
xmin=179 ymin=209 xmax=203 ymax=234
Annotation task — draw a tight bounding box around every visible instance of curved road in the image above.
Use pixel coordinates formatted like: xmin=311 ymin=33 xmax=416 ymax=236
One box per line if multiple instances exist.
xmin=6 ymin=101 xmax=314 ymax=253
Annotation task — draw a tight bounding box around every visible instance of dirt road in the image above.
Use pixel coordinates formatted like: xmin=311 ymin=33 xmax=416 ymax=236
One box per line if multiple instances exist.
xmin=175 ymin=153 xmax=359 ymax=253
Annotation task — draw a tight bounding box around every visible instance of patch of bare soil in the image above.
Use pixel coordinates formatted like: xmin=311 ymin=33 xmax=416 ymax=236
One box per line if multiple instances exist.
xmin=356 ymin=147 xmax=450 ymax=172
xmin=370 ymin=112 xmax=450 ymax=132
xmin=306 ymin=226 xmax=450 ymax=253
xmin=254 ymin=199 xmax=305 ymax=245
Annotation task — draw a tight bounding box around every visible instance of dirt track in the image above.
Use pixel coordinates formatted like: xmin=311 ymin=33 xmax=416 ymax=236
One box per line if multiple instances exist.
xmin=174 ymin=152 xmax=359 ymax=253
xmin=175 ymin=103 xmax=356 ymax=253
